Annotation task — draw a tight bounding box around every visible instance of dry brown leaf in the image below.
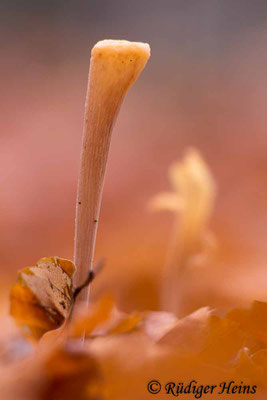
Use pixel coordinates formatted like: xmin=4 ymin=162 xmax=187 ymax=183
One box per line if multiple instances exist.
xmin=251 ymin=349 xmax=267 ymax=384
xmin=71 ymin=296 xmax=141 ymax=338
xmin=158 ymin=307 xmax=212 ymax=353
xmin=108 ymin=311 xmax=140 ymax=335
xmin=229 ymin=348 xmax=263 ymax=384
xmin=84 ymin=303 xmax=267 ymax=400
xmin=227 ymin=301 xmax=267 ymax=347
xmin=199 ymin=314 xmax=246 ymax=365
xmin=10 ymin=257 xmax=75 ymax=340
xmin=140 ymin=311 xmax=178 ymax=342
xmin=41 ymin=345 xmax=104 ymax=400
xmin=0 ymin=343 xmax=104 ymax=400
xmin=71 ymin=296 xmax=114 ymax=338
xmin=2 ymin=299 xmax=267 ymax=400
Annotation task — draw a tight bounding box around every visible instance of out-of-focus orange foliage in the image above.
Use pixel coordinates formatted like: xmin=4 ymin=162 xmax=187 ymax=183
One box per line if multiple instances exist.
xmin=70 ymin=296 xmax=140 ymax=338
xmin=0 ymin=344 xmax=104 ymax=400
xmin=41 ymin=346 xmax=103 ymax=400
xmin=81 ymin=299 xmax=267 ymax=399
xmin=227 ymin=301 xmax=267 ymax=347
xmin=3 ymin=288 xmax=267 ymax=399
xmin=2 ymin=151 xmax=267 ymax=400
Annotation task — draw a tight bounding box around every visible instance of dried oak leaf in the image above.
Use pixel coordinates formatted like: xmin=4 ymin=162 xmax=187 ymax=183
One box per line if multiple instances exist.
xmin=230 ymin=348 xmax=265 ymax=385
xmin=41 ymin=345 xmax=104 ymax=400
xmin=227 ymin=301 xmax=267 ymax=347
xmin=199 ymin=314 xmax=247 ymax=365
xmin=10 ymin=257 xmax=75 ymax=340
xmin=0 ymin=344 xmax=104 ymax=400
xmin=155 ymin=307 xmax=212 ymax=352
xmin=71 ymin=296 xmax=141 ymax=338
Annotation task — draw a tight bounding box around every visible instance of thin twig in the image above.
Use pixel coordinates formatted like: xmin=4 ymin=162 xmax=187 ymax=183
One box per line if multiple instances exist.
xmin=67 ymin=259 xmax=105 ymax=326
xmin=73 ymin=258 xmax=105 ymax=302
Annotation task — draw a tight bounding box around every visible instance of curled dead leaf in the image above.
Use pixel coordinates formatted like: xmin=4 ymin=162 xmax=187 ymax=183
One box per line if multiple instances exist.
xmin=10 ymin=257 xmax=76 ymax=340
xmin=41 ymin=345 xmax=104 ymax=400
xmin=227 ymin=301 xmax=267 ymax=347
xmin=0 ymin=343 xmax=104 ymax=400
xmin=71 ymin=296 xmax=141 ymax=338
xmin=71 ymin=296 xmax=114 ymax=338
xmin=157 ymin=307 xmax=212 ymax=352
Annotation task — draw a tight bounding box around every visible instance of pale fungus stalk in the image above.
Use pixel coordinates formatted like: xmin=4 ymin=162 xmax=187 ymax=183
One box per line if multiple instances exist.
xmin=149 ymin=149 xmax=216 ymax=315
xmin=74 ymin=40 xmax=150 ymax=304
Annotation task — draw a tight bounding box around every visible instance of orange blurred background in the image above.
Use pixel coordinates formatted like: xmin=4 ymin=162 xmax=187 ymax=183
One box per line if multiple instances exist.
xmin=1 ymin=0 xmax=267 ymax=314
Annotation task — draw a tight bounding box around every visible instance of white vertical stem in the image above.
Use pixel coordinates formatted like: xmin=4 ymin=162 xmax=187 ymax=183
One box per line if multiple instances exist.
xmin=74 ymin=40 xmax=150 ymax=303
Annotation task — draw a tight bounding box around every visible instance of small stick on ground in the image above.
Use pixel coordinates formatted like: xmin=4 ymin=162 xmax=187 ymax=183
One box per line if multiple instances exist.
xmin=67 ymin=259 xmax=105 ymax=326
xmin=73 ymin=258 xmax=105 ymax=303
